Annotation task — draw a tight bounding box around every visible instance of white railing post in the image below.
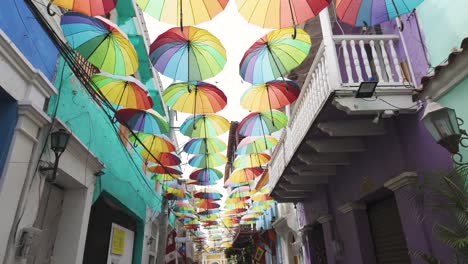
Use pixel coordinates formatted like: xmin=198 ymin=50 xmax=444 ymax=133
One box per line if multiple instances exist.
xmin=350 ymin=40 xmax=363 ymax=82
xmin=389 ymin=39 xmax=404 ymax=83
xmin=370 ymin=40 xmax=384 ymax=82
xmin=341 ymin=40 xmax=353 ymax=83
xmin=380 ymin=40 xmax=394 ymax=82
xmin=359 ymin=40 xmax=372 ymax=80
xmin=319 ymin=7 xmax=342 ymax=88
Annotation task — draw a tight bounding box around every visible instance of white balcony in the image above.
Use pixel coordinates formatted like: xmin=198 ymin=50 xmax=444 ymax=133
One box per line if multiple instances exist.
xmin=268 ymin=32 xmax=419 ymax=202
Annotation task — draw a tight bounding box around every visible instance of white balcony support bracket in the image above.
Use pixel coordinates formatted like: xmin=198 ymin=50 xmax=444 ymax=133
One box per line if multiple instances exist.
xmin=283 ymin=176 xmax=329 ymax=185
xmin=290 ymin=165 xmax=336 ymax=176
xmin=318 ymin=120 xmax=386 ymax=137
xmin=297 ymin=153 xmax=350 ymax=166
xmin=306 ymin=138 xmax=366 ymax=153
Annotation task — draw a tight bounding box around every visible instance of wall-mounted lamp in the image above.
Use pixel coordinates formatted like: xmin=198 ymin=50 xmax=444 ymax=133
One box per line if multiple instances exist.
xmin=421 ymin=99 xmax=468 ymax=164
xmin=40 ymin=129 xmax=71 ymax=182
xmin=355 ymin=80 xmax=378 ymax=98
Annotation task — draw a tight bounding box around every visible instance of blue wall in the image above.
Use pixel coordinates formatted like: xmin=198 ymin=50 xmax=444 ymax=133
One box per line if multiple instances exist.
xmin=0 ymin=87 xmax=18 ymax=178
xmin=0 ymin=0 xmax=58 ymax=80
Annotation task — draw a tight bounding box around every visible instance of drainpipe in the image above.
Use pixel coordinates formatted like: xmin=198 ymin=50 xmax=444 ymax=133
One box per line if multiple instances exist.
xmin=155 ymin=198 xmax=168 ymax=264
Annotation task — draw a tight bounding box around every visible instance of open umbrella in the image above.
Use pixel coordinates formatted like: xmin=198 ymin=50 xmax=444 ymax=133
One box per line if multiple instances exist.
xmin=252 ymin=193 xmax=273 ymax=202
xmin=150 ymin=26 xmax=226 ymax=82
xmin=115 ymin=109 xmax=169 ymax=135
xmin=136 ymin=0 xmax=228 ymax=27
xmin=233 ymin=153 xmax=271 ymax=168
xmin=196 ymin=180 xmax=219 ymax=186
xmin=133 ymin=134 xmax=176 ymax=153
xmin=228 ymin=167 xmax=264 ymax=183
xmin=163 ymin=82 xmax=227 ymax=115
xmin=225 ymin=208 xmax=247 ymax=215
xmin=240 ymin=27 xmax=311 ymax=84
xmin=189 ymin=168 xmax=223 ymax=182
xmin=184 ymin=138 xmax=227 ymax=154
xmin=61 ymin=12 xmax=138 ymax=76
xmin=189 ymin=153 xmax=227 ymax=168
xmin=238 ymin=110 xmax=288 ymax=136
xmin=199 ymin=209 xmax=221 ymax=215
xmin=240 ymin=80 xmax=300 ymax=112
xmin=152 ymin=174 xmax=182 ymax=181
xmin=196 ymin=201 xmax=220 ymax=209
xmin=148 ymin=165 xmax=183 ymax=175
xmin=225 ymin=197 xmax=250 ymax=204
xmin=236 ymin=136 xmax=278 ymax=154
xmin=49 ymin=0 xmax=116 ymax=16
xmin=161 ymin=181 xmax=186 ymax=198
xmin=336 ymin=0 xmax=424 ymax=27
xmin=90 ymin=73 xmax=153 ymax=110
xmin=180 ymin=114 xmax=229 ymax=138
xmin=236 ymin=0 xmax=331 ymax=31
xmin=224 ymin=202 xmax=248 ymax=210
xmin=140 ymin=151 xmax=181 ymax=166
xmin=194 ymin=191 xmax=223 ymax=200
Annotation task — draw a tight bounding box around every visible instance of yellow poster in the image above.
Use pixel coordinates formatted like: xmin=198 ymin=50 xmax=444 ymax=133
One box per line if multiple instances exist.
xmin=111 ymin=227 xmax=125 ymax=255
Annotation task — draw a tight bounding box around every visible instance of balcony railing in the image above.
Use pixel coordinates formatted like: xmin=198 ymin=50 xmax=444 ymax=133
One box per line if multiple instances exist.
xmin=269 ymin=34 xmax=413 ymax=190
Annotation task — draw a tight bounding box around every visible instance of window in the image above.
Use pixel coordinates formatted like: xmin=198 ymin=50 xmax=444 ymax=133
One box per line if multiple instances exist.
xmin=148 ymin=222 xmax=159 ymax=264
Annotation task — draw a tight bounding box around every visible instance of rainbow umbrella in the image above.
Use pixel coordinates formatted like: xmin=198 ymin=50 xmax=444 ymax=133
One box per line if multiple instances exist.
xmin=161 ymin=181 xmax=185 ymax=198
xmin=115 ymin=109 xmax=169 ymax=135
xmin=252 ymin=193 xmax=273 ymax=202
xmin=60 ymin=12 xmax=138 ymax=76
xmin=150 ymin=26 xmax=226 ymax=82
xmin=180 ymin=114 xmax=229 ymax=138
xmin=240 ymin=27 xmax=311 ymax=84
xmin=225 ymin=208 xmax=247 ymax=215
xmin=189 ymin=153 xmax=227 ymax=168
xmin=198 ymin=209 xmax=221 ymax=215
xmin=148 ymin=165 xmax=182 ymax=175
xmin=336 ymin=0 xmax=424 ymax=27
xmin=136 ymin=0 xmax=228 ymax=27
xmin=224 ymin=202 xmax=248 ymax=210
xmin=236 ymin=136 xmax=278 ymax=154
xmin=225 ymin=197 xmax=250 ymax=204
xmin=196 ymin=180 xmax=218 ymax=186
xmin=140 ymin=151 xmax=181 ymax=166
xmin=189 ymin=168 xmax=223 ymax=182
xmin=196 ymin=201 xmax=220 ymax=209
xmin=233 ymin=153 xmax=271 ymax=169
xmin=238 ymin=110 xmax=288 ymax=136
xmin=184 ymin=138 xmax=227 ymax=154
xmin=152 ymin=174 xmax=182 ymax=181
xmin=241 ymin=80 xmax=300 ymax=112
xmin=90 ymin=73 xmax=153 ymax=110
xmin=50 ymin=0 xmax=116 ymax=16
xmin=228 ymin=167 xmax=264 ymax=184
xmin=163 ymin=82 xmax=227 ymax=115
xmin=228 ymin=190 xmax=255 ymax=199
xmin=236 ymin=0 xmax=331 ymax=30
xmin=133 ymin=134 xmax=176 ymax=154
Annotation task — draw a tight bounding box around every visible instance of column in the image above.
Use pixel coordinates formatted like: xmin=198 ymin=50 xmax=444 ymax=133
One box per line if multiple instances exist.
xmin=337 ymin=202 xmax=376 ymax=264
xmin=317 ymin=214 xmax=337 ymax=264
xmin=384 ymin=172 xmax=433 ymax=263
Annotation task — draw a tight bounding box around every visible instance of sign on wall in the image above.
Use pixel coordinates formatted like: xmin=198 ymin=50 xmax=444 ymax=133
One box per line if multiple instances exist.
xmin=111 ymin=226 xmax=126 ymax=255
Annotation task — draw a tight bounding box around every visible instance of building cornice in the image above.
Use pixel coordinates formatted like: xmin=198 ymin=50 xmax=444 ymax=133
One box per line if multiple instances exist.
xmin=317 ymin=214 xmax=333 ymax=224
xmin=384 ymin=171 xmax=418 ymax=191
xmin=338 ymin=202 xmax=366 ymax=214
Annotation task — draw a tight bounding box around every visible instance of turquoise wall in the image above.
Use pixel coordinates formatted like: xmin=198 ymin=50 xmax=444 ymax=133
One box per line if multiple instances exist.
xmin=417 ymin=0 xmax=468 ymax=66
xmin=437 ymin=77 xmax=468 ymax=163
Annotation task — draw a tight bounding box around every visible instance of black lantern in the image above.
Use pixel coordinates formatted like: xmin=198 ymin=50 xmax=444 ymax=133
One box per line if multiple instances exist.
xmin=421 ymin=99 xmax=467 ymax=164
xmin=40 ymin=129 xmax=71 ymax=182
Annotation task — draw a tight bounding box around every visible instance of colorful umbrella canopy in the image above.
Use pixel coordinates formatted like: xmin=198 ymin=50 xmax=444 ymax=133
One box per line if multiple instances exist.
xmin=196 ymin=201 xmax=220 ymax=209
xmin=238 ymin=110 xmax=288 ymax=136
xmin=161 ymin=182 xmax=185 ymax=198
xmin=236 ymin=136 xmax=278 ymax=154
xmin=196 ymin=180 xmax=218 ymax=186
xmin=252 ymin=193 xmax=273 ymax=202
xmin=229 ymin=190 xmax=255 ymax=198
xmin=240 ymin=27 xmax=311 ymax=84
xmin=224 ymin=202 xmax=248 ymax=210
xmin=233 ymin=153 xmax=271 ymax=168
xmin=90 ymin=73 xmax=153 ymax=110
xmin=228 ymin=167 xmax=264 ymax=183
xmin=184 ymin=138 xmax=227 ymax=154
xmin=163 ymin=82 xmax=227 ymax=114
xmin=140 ymin=151 xmax=181 ymax=166
xmin=194 ymin=191 xmax=223 ymax=200
xmin=189 ymin=168 xmax=223 ymax=182
xmin=225 ymin=197 xmax=250 ymax=204
xmin=236 ymin=0 xmax=331 ymax=29
xmin=180 ymin=114 xmax=229 ymax=138
xmin=336 ymin=0 xmax=424 ymax=27
xmin=148 ymin=165 xmax=183 ymax=175
xmin=150 ymin=26 xmax=226 ymax=82
xmin=225 ymin=208 xmax=247 ymax=215
xmin=115 ymin=109 xmax=169 ymax=135
xmin=198 ymin=209 xmax=221 ymax=215
xmin=136 ymin=0 xmax=228 ymax=27
xmin=61 ymin=12 xmax=138 ymax=76
xmin=51 ymin=0 xmax=116 ymax=16
xmin=241 ymin=80 xmax=300 ymax=111
xmin=189 ymin=153 xmax=227 ymax=168
xmin=152 ymin=173 xmax=182 ymax=181
xmin=133 ymin=134 xmax=176 ymax=153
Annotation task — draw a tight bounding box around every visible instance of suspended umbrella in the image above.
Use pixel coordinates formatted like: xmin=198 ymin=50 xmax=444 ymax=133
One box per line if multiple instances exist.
xmin=231 ymin=185 xmax=255 ymax=193
xmin=161 ymin=181 xmax=185 ymax=198
xmin=148 ymin=165 xmax=183 ymax=175
xmin=141 ymin=151 xmax=181 ymax=166
xmin=49 ymin=0 xmax=116 ymax=16
xmin=236 ymin=136 xmax=278 ymax=154
xmin=136 ymin=0 xmax=228 ymax=27
xmin=163 ymin=82 xmax=227 ymax=116
xmin=199 ymin=214 xmax=217 ymax=221
xmin=236 ymin=0 xmax=331 ymax=33
xmin=224 ymin=202 xmax=248 ymax=210
xmin=225 ymin=197 xmax=250 ymax=204
xmin=225 ymin=208 xmax=247 ymax=215
xmin=152 ymin=174 xmax=182 ymax=181
xmin=90 ymin=73 xmax=153 ymax=110
xmin=184 ymin=138 xmax=227 ymax=154
xmin=196 ymin=180 xmax=219 ymax=186
xmin=233 ymin=153 xmax=271 ymax=169
xmin=228 ymin=167 xmax=264 ymax=184
xmin=252 ymin=200 xmax=274 ymax=208
xmin=189 ymin=153 xmax=227 ymax=168
xmin=180 ymin=114 xmax=229 ymax=138
xmin=238 ymin=110 xmax=288 ymax=136
xmin=196 ymin=201 xmax=220 ymax=209
xmin=201 ymin=220 xmax=219 ymax=226
xmin=189 ymin=168 xmax=223 ymax=182
xmin=150 ymin=26 xmax=226 ymax=82
xmin=229 ymin=190 xmax=254 ymax=199
xmin=335 ymin=0 xmax=424 ymax=27
xmin=199 ymin=209 xmax=221 ymax=216
xmin=194 ymin=191 xmax=223 ymax=200
xmin=240 ymin=27 xmax=311 ymax=84
xmin=115 ymin=109 xmax=169 ymax=135
xmin=252 ymin=193 xmax=273 ymax=202
xmin=60 ymin=12 xmax=138 ymax=76
xmin=241 ymin=80 xmax=300 ymax=112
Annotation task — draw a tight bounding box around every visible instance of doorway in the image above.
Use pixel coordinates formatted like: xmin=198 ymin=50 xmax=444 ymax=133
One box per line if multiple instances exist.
xmin=308 ymin=224 xmax=328 ymax=264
